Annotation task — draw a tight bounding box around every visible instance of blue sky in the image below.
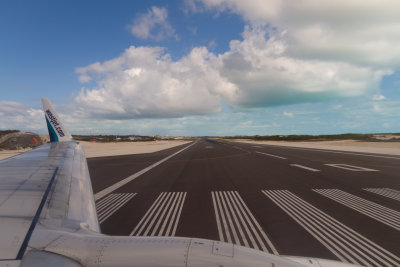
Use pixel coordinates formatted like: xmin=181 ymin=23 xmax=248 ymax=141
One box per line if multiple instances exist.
xmin=1 ymin=0 xmax=399 ymax=136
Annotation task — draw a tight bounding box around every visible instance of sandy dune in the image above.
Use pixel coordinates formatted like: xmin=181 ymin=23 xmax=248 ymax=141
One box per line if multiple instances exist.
xmin=80 ymin=140 xmax=192 ymax=158
xmin=0 ymin=140 xmax=192 ymax=160
xmin=232 ymin=139 xmax=400 ymax=156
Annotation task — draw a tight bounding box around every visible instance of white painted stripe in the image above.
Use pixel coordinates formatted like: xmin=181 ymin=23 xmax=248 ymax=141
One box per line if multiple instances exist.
xmin=325 ymin=164 xmax=378 ymax=171
xmin=263 ymin=190 xmax=400 ymax=266
xmin=97 ymin=193 xmax=124 ymax=213
xmin=98 ymin=193 xmax=136 ymax=224
xmin=228 ymin=192 xmax=262 ymax=251
xmin=171 ymin=192 xmax=187 ymax=236
xmin=363 ymin=188 xmax=400 ymax=202
xmin=224 ymin=192 xmax=251 ymax=248
xmin=150 ymin=192 xmax=176 ymax=236
xmin=130 ymin=192 xmax=166 ymax=236
xmin=165 ymin=192 xmax=184 ymax=236
xmin=264 ymin=190 xmax=351 ymax=263
xmin=96 ymin=193 xmax=120 ymax=211
xmin=218 ymin=191 xmax=240 ymax=244
xmin=95 ymin=193 xmax=116 ymax=207
xmin=232 ymin=191 xmax=278 ymax=255
xmin=211 ymin=191 xmax=278 ymax=254
xmin=130 ymin=192 xmax=187 ymax=237
xmin=314 ymin=189 xmax=400 ymax=230
xmin=283 ymin=191 xmax=398 ymax=265
xmin=222 ymin=191 xmax=248 ymax=247
xmin=96 ymin=193 xmax=136 ymax=224
xmin=251 ymin=144 xmax=400 ymax=160
xmin=255 ymin=151 xmax=286 ymax=159
xmin=290 ymin=164 xmax=320 ymax=172
xmin=94 ymin=142 xmax=195 ymax=200
xmin=159 ymin=192 xmax=180 ymax=236
xmin=211 ymin=192 xmax=224 ymax=242
xmin=267 ymin=191 xmax=376 ymax=265
xmin=213 ymin=191 xmax=232 ymax=243
xmin=143 ymin=193 xmax=173 ymax=236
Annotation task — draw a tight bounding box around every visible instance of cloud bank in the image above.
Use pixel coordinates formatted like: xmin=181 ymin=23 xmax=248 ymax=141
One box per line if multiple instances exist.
xmin=75 ymin=1 xmax=398 ymax=119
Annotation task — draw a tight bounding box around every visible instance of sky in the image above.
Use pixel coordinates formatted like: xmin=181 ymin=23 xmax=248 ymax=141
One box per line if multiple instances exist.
xmin=1 ymin=0 xmax=399 ymax=136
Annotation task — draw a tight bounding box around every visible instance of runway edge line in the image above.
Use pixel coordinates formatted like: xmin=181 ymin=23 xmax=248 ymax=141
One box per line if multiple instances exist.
xmin=94 ymin=142 xmax=196 ymax=200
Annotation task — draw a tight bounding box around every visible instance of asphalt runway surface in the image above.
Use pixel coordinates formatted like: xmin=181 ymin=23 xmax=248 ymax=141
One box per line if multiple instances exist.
xmin=88 ymin=139 xmax=400 ymax=266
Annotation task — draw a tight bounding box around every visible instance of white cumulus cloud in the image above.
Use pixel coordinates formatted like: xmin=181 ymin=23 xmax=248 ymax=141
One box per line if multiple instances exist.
xmin=74 ymin=1 xmax=398 ymax=119
xmin=0 ymin=101 xmax=44 ymax=131
xmin=75 ymin=46 xmax=235 ymax=118
xmin=129 ymin=6 xmax=177 ymax=41
xmin=188 ymin=0 xmax=400 ymax=68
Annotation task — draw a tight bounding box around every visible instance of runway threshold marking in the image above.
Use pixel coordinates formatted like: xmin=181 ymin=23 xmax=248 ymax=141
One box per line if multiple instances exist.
xmin=290 ymin=164 xmax=320 ymax=172
xmin=94 ymin=142 xmax=195 ymax=201
xmin=325 ymin=164 xmax=378 ymax=171
xmin=96 ymin=193 xmax=136 ymax=224
xmin=211 ymin=191 xmax=278 ymax=255
xmin=363 ymin=188 xmax=400 ymax=202
xmin=130 ymin=192 xmax=187 ymax=237
xmin=313 ymin=189 xmax=400 ymax=231
xmin=255 ymin=151 xmax=286 ymax=159
xmin=262 ymin=190 xmax=400 ymax=266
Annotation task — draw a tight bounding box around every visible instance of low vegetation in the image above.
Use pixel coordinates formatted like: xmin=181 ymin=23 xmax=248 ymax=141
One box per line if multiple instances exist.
xmin=223 ymin=133 xmax=400 ymax=142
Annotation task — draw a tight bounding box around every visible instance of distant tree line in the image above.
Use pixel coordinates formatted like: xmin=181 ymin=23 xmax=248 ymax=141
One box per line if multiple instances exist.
xmin=223 ymin=134 xmax=381 ymax=141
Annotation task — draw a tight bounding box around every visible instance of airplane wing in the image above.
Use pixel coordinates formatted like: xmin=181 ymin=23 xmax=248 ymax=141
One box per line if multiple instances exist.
xmin=0 ymin=99 xmax=98 ymax=264
xmin=0 ymin=98 xmax=359 ymax=267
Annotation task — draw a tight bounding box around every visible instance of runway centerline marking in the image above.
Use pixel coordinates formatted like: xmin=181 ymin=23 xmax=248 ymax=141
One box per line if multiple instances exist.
xmin=363 ymin=188 xmax=400 ymax=202
xmin=262 ymin=190 xmax=400 ymax=266
xmin=290 ymin=164 xmax=320 ymax=172
xmin=313 ymin=189 xmax=400 ymax=231
xmin=325 ymin=164 xmax=379 ymax=172
xmin=211 ymin=191 xmax=278 ymax=255
xmin=232 ymin=146 xmax=247 ymax=152
xmin=94 ymin=142 xmax=195 ymax=200
xmin=255 ymin=151 xmax=286 ymax=160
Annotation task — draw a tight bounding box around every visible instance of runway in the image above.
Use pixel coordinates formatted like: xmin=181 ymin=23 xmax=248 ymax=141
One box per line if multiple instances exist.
xmin=88 ymin=139 xmax=400 ymax=266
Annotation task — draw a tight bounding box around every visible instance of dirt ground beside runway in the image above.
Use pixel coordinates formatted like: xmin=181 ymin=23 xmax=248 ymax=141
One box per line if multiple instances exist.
xmin=0 ymin=140 xmax=192 ymax=160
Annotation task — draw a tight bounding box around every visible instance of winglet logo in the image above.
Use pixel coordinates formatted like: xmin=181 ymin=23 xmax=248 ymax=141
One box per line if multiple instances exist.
xmin=45 ymin=109 xmax=65 ymax=137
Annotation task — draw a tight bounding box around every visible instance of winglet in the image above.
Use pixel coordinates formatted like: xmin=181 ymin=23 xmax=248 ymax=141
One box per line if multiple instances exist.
xmin=41 ymin=98 xmax=72 ymax=142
